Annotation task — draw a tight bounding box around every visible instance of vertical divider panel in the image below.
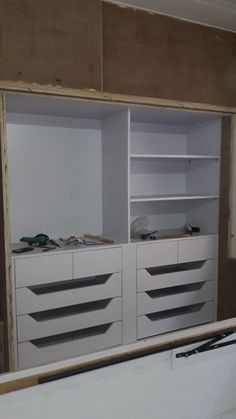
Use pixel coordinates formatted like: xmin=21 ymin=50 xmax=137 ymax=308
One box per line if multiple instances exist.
xmin=102 ymin=109 xmax=130 ymax=243
xmin=122 ymin=244 xmax=137 ymax=344
xmin=0 ymin=94 xmax=13 ymax=371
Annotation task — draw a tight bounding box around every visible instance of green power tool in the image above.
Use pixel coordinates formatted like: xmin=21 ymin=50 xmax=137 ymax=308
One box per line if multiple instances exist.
xmin=20 ymin=234 xmax=50 ymax=246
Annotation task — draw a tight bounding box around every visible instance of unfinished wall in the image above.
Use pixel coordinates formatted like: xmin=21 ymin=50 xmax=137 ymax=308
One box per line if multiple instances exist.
xmin=0 ymin=0 xmax=102 ymax=90
xmin=102 ymin=2 xmax=236 ymax=107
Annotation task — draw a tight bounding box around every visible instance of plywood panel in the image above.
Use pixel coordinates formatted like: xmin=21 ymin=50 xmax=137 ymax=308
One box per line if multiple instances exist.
xmin=218 ymin=117 xmax=236 ymax=320
xmin=0 ymin=94 xmax=12 ymax=371
xmin=102 ymin=2 xmax=236 ymax=107
xmin=0 ymin=0 xmax=101 ymax=91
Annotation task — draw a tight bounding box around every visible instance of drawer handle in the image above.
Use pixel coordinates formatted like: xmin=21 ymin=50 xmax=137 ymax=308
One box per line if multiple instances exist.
xmin=146 ymin=260 xmax=205 ymax=276
xmin=29 ymin=298 xmax=113 ymax=322
xmin=146 ymin=302 xmax=206 ymax=321
xmin=146 ymin=281 xmax=205 ymax=299
xmin=29 ymin=274 xmax=113 ymax=295
xmin=30 ymin=323 xmax=113 ymax=348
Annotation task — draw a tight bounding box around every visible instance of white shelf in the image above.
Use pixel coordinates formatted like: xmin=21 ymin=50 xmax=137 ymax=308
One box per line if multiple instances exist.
xmin=130 ymin=194 xmax=219 ymax=203
xmin=130 ymin=154 xmax=220 ymax=160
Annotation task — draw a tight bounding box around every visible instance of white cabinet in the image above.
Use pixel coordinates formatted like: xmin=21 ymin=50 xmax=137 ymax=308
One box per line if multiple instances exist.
xmin=13 ymin=247 xmax=123 ymax=369
xmin=7 ymin=94 xmax=222 ymax=369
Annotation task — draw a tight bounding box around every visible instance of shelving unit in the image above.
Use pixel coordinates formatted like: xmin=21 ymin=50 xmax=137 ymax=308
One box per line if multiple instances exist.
xmin=5 ymin=93 xmax=223 ymax=369
xmin=129 ymin=112 xmax=221 ymax=239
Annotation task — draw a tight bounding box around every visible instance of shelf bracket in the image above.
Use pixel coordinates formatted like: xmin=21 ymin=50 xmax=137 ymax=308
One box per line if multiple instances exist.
xmin=176 ymin=330 xmax=236 ymax=358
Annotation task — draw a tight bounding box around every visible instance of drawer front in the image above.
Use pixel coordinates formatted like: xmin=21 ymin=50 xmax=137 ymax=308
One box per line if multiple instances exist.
xmin=17 ymin=297 xmax=122 ymax=342
xmin=16 ymin=272 xmax=122 ymax=315
xmin=137 ymin=280 xmax=214 ymax=316
xmin=18 ymin=321 xmax=122 ymax=369
xmin=178 ymin=237 xmax=215 ymax=263
xmin=73 ymin=248 xmax=122 ymax=278
xmin=15 ymin=253 xmax=73 ymax=288
xmin=138 ymin=302 xmax=214 ymax=339
xmin=137 ymin=242 xmax=178 ymax=269
xmin=137 ymin=260 xmax=214 ymax=292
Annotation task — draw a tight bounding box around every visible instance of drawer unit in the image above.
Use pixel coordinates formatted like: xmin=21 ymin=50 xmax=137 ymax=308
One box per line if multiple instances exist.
xmin=137 ymin=280 xmax=214 ymax=316
xmin=138 ymin=301 xmax=214 ymax=339
xmin=137 ymin=260 xmax=214 ymax=292
xmin=16 ymin=272 xmax=122 ymax=315
xmin=17 ymin=297 xmax=122 ymax=342
xmin=14 ymin=247 xmax=124 ymax=369
xmin=18 ymin=321 xmax=123 ymax=369
xmin=15 ymin=253 xmax=73 ymax=288
xmin=73 ymin=247 xmax=122 ymax=278
xmin=178 ymin=237 xmax=215 ymax=263
xmin=137 ymin=242 xmax=178 ymax=269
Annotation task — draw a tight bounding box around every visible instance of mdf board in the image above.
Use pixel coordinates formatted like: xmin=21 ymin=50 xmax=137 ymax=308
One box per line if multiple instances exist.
xmin=102 ymin=2 xmax=236 ymax=107
xmin=0 ymin=0 xmax=101 ymax=90
xmin=218 ymin=117 xmax=236 ymax=320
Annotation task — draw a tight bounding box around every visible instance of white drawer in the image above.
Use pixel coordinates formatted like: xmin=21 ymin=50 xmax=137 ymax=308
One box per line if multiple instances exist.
xmin=17 ymin=297 xmax=122 ymax=342
xmin=16 ymin=272 xmax=122 ymax=315
xmin=138 ymin=301 xmax=214 ymax=339
xmin=73 ymin=247 xmax=122 ymax=278
xmin=137 ymin=260 xmax=214 ymax=292
xmin=137 ymin=280 xmax=214 ymax=316
xmin=18 ymin=321 xmax=122 ymax=369
xmin=178 ymin=237 xmax=215 ymax=263
xmin=15 ymin=253 xmax=73 ymax=288
xmin=137 ymin=242 xmax=178 ymax=269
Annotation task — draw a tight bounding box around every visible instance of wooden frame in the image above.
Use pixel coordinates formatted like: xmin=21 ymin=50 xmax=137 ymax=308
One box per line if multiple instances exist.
xmin=0 ymin=80 xmax=236 ymax=393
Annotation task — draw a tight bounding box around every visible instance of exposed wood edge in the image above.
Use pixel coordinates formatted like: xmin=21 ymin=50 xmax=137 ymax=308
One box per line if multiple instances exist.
xmin=0 ymin=318 xmax=236 ymax=395
xmin=0 ymin=80 xmax=235 ymax=114
xmin=0 ymin=95 xmax=13 ymax=372
xmin=228 ymin=115 xmax=236 ymax=258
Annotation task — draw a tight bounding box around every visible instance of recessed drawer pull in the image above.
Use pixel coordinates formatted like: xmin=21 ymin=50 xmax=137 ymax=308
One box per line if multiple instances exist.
xmin=30 ymin=323 xmax=112 ymax=348
xmin=146 ymin=282 xmax=205 ymax=299
xmin=138 ymin=302 xmax=214 ymax=339
xmin=146 ymin=260 xmax=205 ymax=276
xmin=30 ymin=299 xmax=112 ymax=322
xmin=146 ymin=302 xmax=205 ymax=321
xmin=29 ymin=274 xmax=112 ymax=295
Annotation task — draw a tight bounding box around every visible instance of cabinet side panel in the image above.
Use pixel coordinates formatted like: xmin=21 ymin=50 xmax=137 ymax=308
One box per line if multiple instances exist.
xmin=218 ymin=116 xmax=236 ymax=319
xmin=102 ymin=2 xmax=236 ymax=107
xmin=102 ymin=111 xmax=129 ymax=242
xmin=0 ymin=0 xmax=101 ymax=91
xmin=0 ymin=95 xmax=13 ymax=370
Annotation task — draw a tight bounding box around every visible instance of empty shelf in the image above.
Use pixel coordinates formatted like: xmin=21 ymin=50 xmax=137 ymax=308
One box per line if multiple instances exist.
xmin=130 ymin=154 xmax=220 ymax=160
xmin=130 ymin=194 xmax=219 ymax=202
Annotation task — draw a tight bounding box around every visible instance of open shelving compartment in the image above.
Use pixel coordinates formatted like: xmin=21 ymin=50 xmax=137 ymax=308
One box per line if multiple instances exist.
xmin=129 ymin=107 xmax=222 ymax=240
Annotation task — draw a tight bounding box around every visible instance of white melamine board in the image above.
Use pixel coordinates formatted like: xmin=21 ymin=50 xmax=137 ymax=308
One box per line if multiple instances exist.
xmin=130 ymin=194 xmax=219 ymax=202
xmin=186 ymin=159 xmax=220 ymax=196
xmin=7 ymin=120 xmax=103 ymax=242
xmin=18 ymin=321 xmax=123 ymax=369
xmin=130 ymin=159 xmax=187 ymax=196
xmin=137 ymin=281 xmax=214 ymax=316
xmin=122 ymin=244 xmax=137 ymax=343
xmin=137 ymin=259 xmax=214 ymax=292
xmin=186 ymin=199 xmax=219 ymax=235
xmin=130 ymin=154 xmax=220 ymax=159
xmin=102 ymin=111 xmax=129 ymax=242
xmin=16 ymin=273 xmax=122 ymax=315
xmin=130 ymin=200 xmax=187 ymax=231
xmin=187 ymin=119 xmax=222 ymax=156
xmin=17 ymin=297 xmax=122 ymax=342
xmin=73 ymin=247 xmax=122 ymax=278
xmin=2 ymin=343 xmax=236 ymax=419
xmin=15 ymin=253 xmax=73 ymax=287
xmin=130 ymin=122 xmax=187 ymax=155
